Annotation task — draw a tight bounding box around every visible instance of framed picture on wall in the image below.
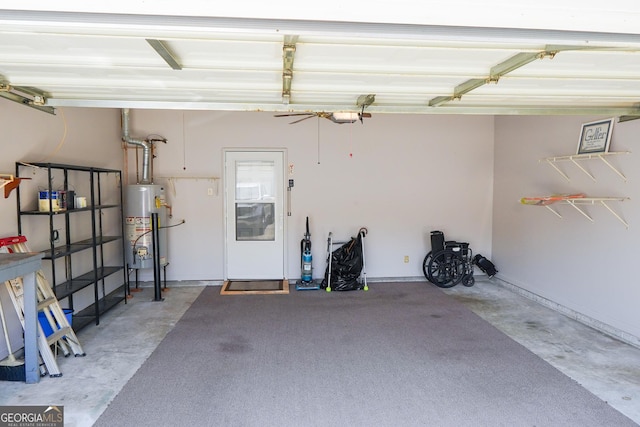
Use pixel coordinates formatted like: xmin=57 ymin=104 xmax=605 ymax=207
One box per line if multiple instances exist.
xmin=577 ymin=118 xmax=614 ymax=154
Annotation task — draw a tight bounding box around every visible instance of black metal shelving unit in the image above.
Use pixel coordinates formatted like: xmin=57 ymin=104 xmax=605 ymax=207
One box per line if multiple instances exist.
xmin=15 ymin=162 xmax=128 ymax=331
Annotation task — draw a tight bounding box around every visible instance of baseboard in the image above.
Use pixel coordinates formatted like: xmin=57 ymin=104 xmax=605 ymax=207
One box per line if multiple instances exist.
xmin=494 ymin=276 xmax=640 ymax=350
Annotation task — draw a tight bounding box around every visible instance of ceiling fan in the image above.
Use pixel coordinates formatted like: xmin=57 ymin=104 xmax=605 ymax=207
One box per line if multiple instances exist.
xmin=275 ymin=94 xmax=375 ymax=124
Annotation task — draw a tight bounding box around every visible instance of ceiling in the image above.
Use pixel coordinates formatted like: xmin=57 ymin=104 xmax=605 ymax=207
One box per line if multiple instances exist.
xmin=1 ymin=7 xmax=640 ymax=118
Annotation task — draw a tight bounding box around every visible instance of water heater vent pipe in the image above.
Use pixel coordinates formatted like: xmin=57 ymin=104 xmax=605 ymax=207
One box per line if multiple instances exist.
xmin=121 ymin=108 xmax=152 ymax=184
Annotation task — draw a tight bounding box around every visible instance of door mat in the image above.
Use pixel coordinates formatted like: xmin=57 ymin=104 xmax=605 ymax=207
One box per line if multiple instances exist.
xmin=220 ymin=280 xmax=289 ymax=295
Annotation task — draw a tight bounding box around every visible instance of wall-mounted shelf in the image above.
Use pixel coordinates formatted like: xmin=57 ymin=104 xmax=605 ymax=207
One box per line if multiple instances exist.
xmin=156 ymin=175 xmax=220 ymax=197
xmin=541 ymin=197 xmax=630 ymax=228
xmin=540 ymin=151 xmax=630 ymax=182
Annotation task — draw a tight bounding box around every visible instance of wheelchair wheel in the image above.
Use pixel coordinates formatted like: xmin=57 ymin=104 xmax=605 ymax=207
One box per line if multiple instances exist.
xmin=462 ymin=273 xmax=475 ymax=287
xmin=427 ymin=249 xmax=464 ymax=288
xmin=422 ymin=251 xmax=433 ymax=281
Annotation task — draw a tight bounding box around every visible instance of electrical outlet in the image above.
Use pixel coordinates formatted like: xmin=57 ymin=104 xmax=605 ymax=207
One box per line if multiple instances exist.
xmin=404 ymin=255 xmax=409 ymax=263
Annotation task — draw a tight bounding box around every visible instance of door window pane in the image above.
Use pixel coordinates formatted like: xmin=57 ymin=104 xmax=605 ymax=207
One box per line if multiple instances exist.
xmin=235 ymin=160 xmax=275 ymax=241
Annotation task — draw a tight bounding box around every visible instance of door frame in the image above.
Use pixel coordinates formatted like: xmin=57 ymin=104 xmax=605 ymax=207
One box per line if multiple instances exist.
xmin=222 ymin=148 xmax=288 ymax=280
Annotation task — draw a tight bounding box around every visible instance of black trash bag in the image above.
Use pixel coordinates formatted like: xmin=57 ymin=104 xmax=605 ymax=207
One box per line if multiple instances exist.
xmin=321 ymin=233 xmax=364 ymax=291
xmin=473 ymin=254 xmax=498 ymax=278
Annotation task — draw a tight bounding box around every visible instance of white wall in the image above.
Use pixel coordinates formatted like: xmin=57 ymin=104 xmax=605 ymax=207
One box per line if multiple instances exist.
xmin=1 ymin=103 xmax=123 ymax=233
xmin=126 ymin=110 xmax=495 ymax=282
xmin=3 ymin=103 xmax=638 ymax=354
xmin=493 ymin=115 xmax=640 ymax=342
xmin=0 ymin=102 xmax=123 ymax=358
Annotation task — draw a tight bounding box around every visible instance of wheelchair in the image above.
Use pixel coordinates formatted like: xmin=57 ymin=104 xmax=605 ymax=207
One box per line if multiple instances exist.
xmin=422 ymin=231 xmax=475 ymax=288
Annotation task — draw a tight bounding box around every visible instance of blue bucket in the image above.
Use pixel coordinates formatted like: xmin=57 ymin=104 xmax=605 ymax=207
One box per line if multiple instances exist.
xmin=38 ymin=309 xmax=73 ymax=337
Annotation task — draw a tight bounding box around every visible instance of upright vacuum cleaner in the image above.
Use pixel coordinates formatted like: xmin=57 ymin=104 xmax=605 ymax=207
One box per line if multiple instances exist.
xmin=296 ymin=217 xmax=320 ymax=290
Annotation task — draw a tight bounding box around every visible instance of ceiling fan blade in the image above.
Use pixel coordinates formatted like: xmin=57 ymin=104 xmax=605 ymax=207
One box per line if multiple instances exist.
xmin=357 ymin=111 xmax=372 ymax=124
xmin=289 ymin=115 xmax=316 ymax=124
xmin=274 ymin=113 xmax=315 ymax=118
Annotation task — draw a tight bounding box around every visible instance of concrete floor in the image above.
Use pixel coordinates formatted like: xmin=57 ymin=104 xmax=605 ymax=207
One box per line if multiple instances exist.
xmin=1 ymin=279 xmax=639 ymax=426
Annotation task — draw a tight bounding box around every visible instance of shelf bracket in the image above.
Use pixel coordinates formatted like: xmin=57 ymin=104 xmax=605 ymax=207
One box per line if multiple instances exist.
xmin=564 ymin=197 xmax=630 ymax=228
xmin=544 ymin=159 xmax=571 ymax=182
xmin=598 ymin=200 xmax=629 ymax=228
xmin=598 ymin=156 xmax=627 ymax=181
xmin=544 ymin=205 xmax=563 ymax=218
xmin=569 ymin=158 xmax=596 ymax=181
xmin=564 ymin=200 xmax=594 ymax=222
xmin=1 ymin=174 xmax=31 ymax=198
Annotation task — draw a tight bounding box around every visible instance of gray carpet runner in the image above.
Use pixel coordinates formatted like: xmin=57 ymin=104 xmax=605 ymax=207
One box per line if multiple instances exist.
xmin=95 ymin=282 xmax=635 ymax=426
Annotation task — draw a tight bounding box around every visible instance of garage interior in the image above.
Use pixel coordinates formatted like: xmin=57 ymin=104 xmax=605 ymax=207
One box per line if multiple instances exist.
xmin=1 ymin=3 xmax=640 ymax=426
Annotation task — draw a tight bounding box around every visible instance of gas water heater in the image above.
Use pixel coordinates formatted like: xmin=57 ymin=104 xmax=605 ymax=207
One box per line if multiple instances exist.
xmin=125 ymin=184 xmax=168 ymax=270
xmin=121 ymin=108 xmax=169 ymax=272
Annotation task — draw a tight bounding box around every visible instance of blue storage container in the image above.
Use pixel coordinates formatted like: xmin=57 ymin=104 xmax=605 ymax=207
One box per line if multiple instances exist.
xmin=38 ymin=309 xmax=73 ymax=337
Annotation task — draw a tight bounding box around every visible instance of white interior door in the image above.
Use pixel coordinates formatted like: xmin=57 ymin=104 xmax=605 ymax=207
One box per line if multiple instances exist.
xmin=225 ymin=150 xmax=285 ymax=279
